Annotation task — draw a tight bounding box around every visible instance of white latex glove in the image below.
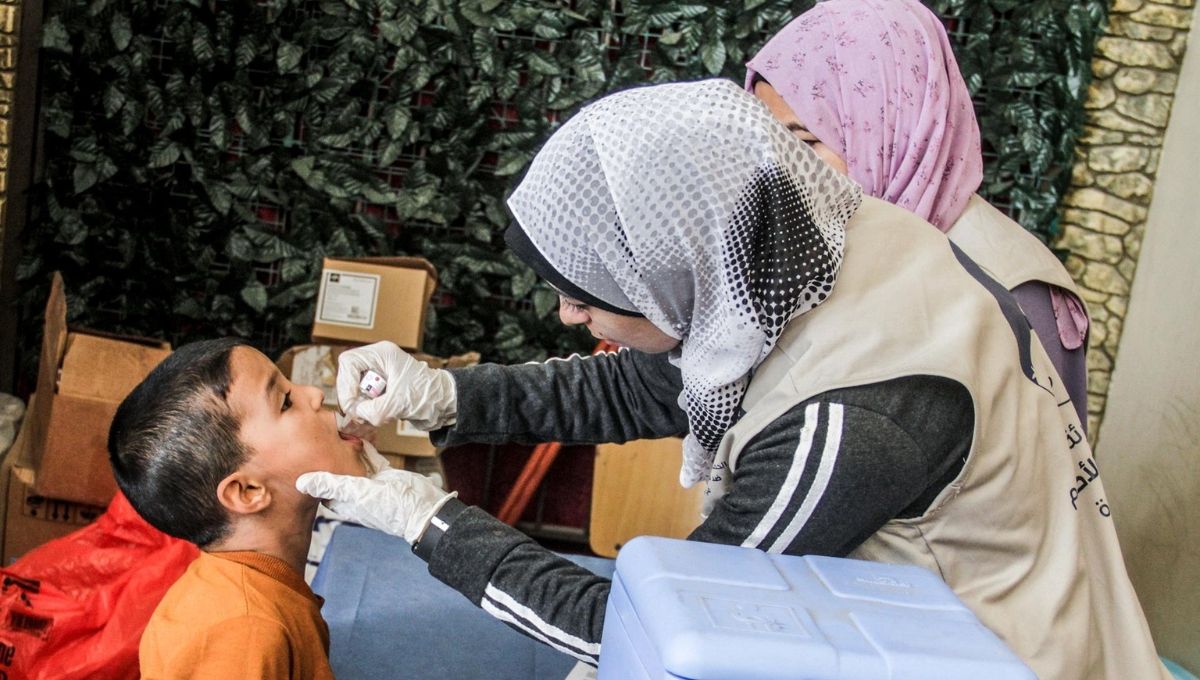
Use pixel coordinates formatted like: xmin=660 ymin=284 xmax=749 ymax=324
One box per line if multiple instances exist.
xmin=295 ymin=465 xmax=455 ymax=544
xmin=337 ymin=341 xmax=457 ymax=431
xmin=310 ymin=442 xmax=393 ymax=524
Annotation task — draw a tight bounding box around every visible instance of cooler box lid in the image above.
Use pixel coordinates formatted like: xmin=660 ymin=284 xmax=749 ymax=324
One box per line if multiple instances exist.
xmin=602 ymin=536 xmax=1034 ymax=680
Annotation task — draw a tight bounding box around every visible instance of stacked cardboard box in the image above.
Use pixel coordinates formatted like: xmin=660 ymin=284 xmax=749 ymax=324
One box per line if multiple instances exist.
xmin=0 ymin=273 xmax=171 ymax=564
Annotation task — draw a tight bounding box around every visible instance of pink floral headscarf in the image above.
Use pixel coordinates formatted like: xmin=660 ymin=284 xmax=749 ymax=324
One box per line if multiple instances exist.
xmin=745 ymin=0 xmax=982 ymax=231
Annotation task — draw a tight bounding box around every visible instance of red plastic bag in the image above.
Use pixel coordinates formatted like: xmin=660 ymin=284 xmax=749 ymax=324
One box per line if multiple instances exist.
xmin=0 ymin=491 xmax=199 ymax=680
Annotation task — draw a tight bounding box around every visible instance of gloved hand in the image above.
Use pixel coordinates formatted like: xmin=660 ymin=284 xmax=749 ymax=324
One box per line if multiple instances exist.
xmin=296 ymin=465 xmax=455 ymax=545
xmin=337 ymin=341 xmax=457 ymax=431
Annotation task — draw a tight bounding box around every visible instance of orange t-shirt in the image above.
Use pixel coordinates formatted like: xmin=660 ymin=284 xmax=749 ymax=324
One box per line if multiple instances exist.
xmin=140 ymin=550 xmax=334 ymax=680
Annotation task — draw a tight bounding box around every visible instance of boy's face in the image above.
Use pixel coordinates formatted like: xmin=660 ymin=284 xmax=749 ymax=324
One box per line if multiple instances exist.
xmin=226 ymin=346 xmax=368 ymax=506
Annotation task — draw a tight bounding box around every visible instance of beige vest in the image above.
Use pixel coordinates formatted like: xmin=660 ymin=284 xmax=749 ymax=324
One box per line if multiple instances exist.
xmin=947 ymin=194 xmax=1083 ymax=297
xmin=719 ymin=196 xmax=1165 ymax=680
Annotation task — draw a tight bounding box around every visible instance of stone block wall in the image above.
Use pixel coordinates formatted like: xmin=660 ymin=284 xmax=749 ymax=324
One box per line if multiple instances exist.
xmin=1057 ymin=0 xmax=1194 ymax=437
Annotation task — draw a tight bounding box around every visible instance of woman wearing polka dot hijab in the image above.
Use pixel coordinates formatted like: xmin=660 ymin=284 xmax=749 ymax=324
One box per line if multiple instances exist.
xmin=746 ymin=0 xmax=1091 ymax=429
xmin=302 ymin=80 xmax=1164 ymax=679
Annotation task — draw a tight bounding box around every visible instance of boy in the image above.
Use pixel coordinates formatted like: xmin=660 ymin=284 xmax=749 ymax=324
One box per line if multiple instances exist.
xmin=108 ymin=338 xmax=372 ymax=679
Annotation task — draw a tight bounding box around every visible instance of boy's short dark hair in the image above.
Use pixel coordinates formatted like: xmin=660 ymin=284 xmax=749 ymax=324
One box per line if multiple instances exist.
xmin=109 ymin=338 xmax=251 ymax=547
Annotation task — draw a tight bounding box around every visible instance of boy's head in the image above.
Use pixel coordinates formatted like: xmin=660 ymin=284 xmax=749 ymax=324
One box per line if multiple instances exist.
xmin=109 ymin=338 xmax=368 ymax=547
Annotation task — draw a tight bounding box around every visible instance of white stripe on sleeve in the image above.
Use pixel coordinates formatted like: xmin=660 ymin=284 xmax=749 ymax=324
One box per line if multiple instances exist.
xmin=481 ymin=598 xmax=597 ymax=664
xmin=767 ymin=403 xmax=844 ymax=553
xmin=482 ymin=583 xmax=601 ymax=661
xmin=741 ymin=403 xmax=821 ymax=549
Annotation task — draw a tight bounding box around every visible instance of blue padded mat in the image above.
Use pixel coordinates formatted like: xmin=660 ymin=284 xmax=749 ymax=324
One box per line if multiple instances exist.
xmin=312 ymin=523 xmax=614 ymax=680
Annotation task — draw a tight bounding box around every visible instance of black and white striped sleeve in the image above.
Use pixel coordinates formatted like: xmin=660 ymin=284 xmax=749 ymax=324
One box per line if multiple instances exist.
xmin=423 ymin=375 xmax=972 ymax=664
xmin=690 ymin=375 xmax=973 ymax=556
xmin=427 ymin=505 xmax=610 ymax=665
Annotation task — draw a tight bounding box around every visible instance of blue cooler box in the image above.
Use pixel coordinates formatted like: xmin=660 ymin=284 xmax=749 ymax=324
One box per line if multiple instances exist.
xmin=597 ymin=537 xmax=1034 ymax=680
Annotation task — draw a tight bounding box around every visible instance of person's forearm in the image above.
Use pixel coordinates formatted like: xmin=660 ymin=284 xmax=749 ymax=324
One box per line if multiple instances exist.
xmin=423 ymin=503 xmax=609 ymax=665
xmin=431 ymin=349 xmax=688 ymax=446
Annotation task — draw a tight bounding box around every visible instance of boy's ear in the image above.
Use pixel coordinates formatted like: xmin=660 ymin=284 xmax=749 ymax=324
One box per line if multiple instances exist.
xmin=217 ymin=471 xmax=272 ymax=515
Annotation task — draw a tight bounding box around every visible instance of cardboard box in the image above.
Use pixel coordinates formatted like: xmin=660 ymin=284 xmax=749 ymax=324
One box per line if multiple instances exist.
xmin=25 ymin=273 xmax=172 ymax=506
xmin=276 ymin=344 xmax=479 ymax=458
xmin=2 ymin=465 xmax=103 ymax=565
xmin=311 ymin=257 xmax=437 ymax=350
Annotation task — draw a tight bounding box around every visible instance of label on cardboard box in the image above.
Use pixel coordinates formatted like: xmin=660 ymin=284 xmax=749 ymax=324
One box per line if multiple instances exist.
xmin=316 ymin=269 xmax=380 ymax=329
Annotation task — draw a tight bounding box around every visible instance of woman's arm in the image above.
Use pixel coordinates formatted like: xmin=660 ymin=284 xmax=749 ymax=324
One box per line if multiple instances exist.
xmin=421 ymin=375 xmax=973 ymax=664
xmin=430 ymin=349 xmax=688 ymax=447
xmin=426 ymin=503 xmax=610 ymax=665
xmin=689 ymin=375 xmax=972 ymax=554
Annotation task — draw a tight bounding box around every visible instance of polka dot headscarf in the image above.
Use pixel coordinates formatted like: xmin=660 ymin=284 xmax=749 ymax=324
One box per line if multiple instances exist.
xmin=507 ymin=79 xmax=862 ymax=493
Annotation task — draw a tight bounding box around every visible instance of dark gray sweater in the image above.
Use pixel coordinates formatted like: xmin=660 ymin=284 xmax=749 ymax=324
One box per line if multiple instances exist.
xmin=423 ymin=349 xmax=973 ymax=664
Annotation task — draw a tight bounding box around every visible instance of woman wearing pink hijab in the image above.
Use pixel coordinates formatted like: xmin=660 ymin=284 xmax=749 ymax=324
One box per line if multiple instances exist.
xmin=747 ymin=0 xmax=1091 ymax=429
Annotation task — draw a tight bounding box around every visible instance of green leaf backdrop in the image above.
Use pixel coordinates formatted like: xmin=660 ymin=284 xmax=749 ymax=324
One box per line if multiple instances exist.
xmin=16 ymin=0 xmax=1107 ymax=372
